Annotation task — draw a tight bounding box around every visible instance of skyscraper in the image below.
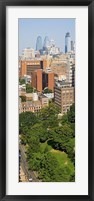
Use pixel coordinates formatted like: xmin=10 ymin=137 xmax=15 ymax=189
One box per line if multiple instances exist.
xmin=43 ymin=36 xmax=50 ymax=51
xmin=65 ymin=32 xmax=71 ymax=53
xmin=36 ymin=36 xmax=42 ymax=51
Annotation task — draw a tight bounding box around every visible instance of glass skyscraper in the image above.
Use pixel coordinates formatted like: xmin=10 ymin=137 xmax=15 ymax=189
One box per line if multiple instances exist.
xmin=36 ymin=36 xmax=42 ymax=51
xmin=65 ymin=32 xmax=71 ymax=53
xmin=43 ymin=36 xmax=50 ymax=50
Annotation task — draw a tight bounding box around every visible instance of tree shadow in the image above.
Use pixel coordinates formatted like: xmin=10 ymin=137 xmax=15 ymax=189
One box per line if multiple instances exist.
xmin=47 ymin=140 xmax=56 ymax=149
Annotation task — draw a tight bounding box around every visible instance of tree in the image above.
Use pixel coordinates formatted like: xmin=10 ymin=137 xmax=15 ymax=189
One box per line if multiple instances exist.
xmin=43 ymin=88 xmax=52 ymax=94
xmin=66 ymin=138 xmax=75 ymax=163
xmin=19 ymin=100 xmax=75 ymax=182
xmin=19 ymin=96 xmax=26 ymax=102
xmin=52 ymin=124 xmax=74 ymax=151
xmin=28 ymin=123 xmax=49 ymax=142
xmin=19 ymin=112 xmax=38 ymax=134
xmin=19 ymin=78 xmax=25 ymax=85
xmin=38 ymin=153 xmax=59 ymax=181
xmin=61 ymin=114 xmax=68 ymax=125
xmin=28 ymin=152 xmax=42 ymax=171
xmin=38 ymin=102 xmax=60 ymax=121
xmin=27 ymin=134 xmax=40 ymax=153
xmin=37 ymin=152 xmax=74 ymax=182
xmin=26 ymin=84 xmax=33 ymax=93
xmin=67 ymin=104 xmax=75 ymax=123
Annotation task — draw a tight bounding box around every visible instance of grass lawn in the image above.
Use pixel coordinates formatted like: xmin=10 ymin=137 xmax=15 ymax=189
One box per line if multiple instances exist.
xmin=40 ymin=141 xmax=74 ymax=173
xmin=40 ymin=140 xmax=52 ymax=152
xmin=50 ymin=149 xmax=74 ymax=172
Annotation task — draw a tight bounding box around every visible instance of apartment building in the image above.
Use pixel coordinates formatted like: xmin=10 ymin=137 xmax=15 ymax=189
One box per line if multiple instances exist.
xmin=54 ymin=85 xmax=75 ymax=114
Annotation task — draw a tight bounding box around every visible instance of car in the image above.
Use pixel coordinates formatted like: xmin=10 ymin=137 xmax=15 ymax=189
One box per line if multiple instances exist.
xmin=29 ymin=178 xmax=33 ymax=182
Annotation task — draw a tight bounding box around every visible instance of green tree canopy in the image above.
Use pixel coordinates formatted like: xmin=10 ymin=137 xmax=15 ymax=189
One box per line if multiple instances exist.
xmin=19 ymin=112 xmax=38 ymax=134
xmin=67 ymin=104 xmax=75 ymax=123
xmin=19 ymin=78 xmax=25 ymax=85
xmin=19 ymin=96 xmax=26 ymax=102
xmin=43 ymin=88 xmax=52 ymax=94
xmin=26 ymin=84 xmax=33 ymax=93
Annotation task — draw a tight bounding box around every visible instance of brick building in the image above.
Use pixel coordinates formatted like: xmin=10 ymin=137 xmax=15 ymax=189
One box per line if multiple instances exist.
xmin=19 ymin=101 xmax=42 ymax=113
xmin=32 ymin=69 xmax=42 ymax=92
xmin=20 ymin=60 xmax=43 ymax=77
xmin=31 ymin=70 xmax=54 ymax=92
xmin=54 ymin=85 xmax=75 ymax=114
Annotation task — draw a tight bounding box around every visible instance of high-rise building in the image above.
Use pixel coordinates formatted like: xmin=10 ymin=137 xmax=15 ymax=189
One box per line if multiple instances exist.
xmin=43 ymin=36 xmax=50 ymax=51
xmin=32 ymin=69 xmax=42 ymax=92
xmin=54 ymin=85 xmax=75 ymax=114
xmin=42 ymin=72 xmax=54 ymax=92
xmin=31 ymin=70 xmax=54 ymax=92
xmin=66 ymin=56 xmax=75 ymax=87
xmin=65 ymin=32 xmax=71 ymax=53
xmin=36 ymin=36 xmax=42 ymax=51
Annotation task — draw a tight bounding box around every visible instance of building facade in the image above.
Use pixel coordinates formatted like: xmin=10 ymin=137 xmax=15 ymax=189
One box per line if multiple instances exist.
xmin=20 ymin=60 xmax=43 ymax=77
xmin=66 ymin=57 xmax=75 ymax=87
xmin=39 ymin=94 xmax=49 ymax=107
xmin=65 ymin=32 xmax=71 ymax=53
xmin=31 ymin=70 xmax=54 ymax=92
xmin=36 ymin=36 xmax=42 ymax=51
xmin=43 ymin=36 xmax=50 ymax=51
xmin=19 ymin=101 xmax=42 ymax=113
xmin=32 ymin=69 xmax=42 ymax=92
xmin=22 ymin=48 xmax=35 ymax=59
xmin=54 ymin=85 xmax=75 ymax=114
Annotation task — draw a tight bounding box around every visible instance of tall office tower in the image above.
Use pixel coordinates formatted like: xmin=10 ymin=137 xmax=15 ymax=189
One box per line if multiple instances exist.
xmin=36 ymin=36 xmax=42 ymax=51
xmin=43 ymin=36 xmax=50 ymax=51
xmin=65 ymin=32 xmax=71 ymax=53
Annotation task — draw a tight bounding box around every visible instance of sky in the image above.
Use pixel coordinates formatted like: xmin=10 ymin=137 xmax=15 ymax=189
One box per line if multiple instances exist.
xmin=19 ymin=18 xmax=75 ymax=55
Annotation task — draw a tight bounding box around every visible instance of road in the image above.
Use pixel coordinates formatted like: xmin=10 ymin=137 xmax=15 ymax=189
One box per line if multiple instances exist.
xmin=19 ymin=164 xmax=28 ymax=182
xmin=19 ymin=144 xmax=39 ymax=182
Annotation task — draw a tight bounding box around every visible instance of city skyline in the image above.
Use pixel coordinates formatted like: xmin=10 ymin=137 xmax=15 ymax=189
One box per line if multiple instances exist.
xmin=19 ymin=18 xmax=75 ymax=55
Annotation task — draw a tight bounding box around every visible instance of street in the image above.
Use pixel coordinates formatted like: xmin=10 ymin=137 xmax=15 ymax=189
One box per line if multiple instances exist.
xmin=19 ymin=144 xmax=39 ymax=182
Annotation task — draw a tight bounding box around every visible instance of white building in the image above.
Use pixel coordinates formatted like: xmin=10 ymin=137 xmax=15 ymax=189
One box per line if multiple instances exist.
xmin=22 ymin=48 xmax=35 ymax=59
xmin=65 ymin=32 xmax=71 ymax=53
xmin=66 ymin=56 xmax=75 ymax=87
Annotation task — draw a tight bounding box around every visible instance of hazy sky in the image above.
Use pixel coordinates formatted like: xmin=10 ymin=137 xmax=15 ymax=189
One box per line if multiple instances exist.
xmin=19 ymin=18 xmax=75 ymax=55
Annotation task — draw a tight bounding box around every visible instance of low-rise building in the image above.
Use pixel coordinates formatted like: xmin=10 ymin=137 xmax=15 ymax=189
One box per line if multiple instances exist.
xmin=19 ymin=101 xmax=42 ymax=113
xmin=43 ymin=93 xmax=54 ymax=99
xmin=39 ymin=94 xmax=49 ymax=107
xmin=19 ymin=94 xmax=49 ymax=113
